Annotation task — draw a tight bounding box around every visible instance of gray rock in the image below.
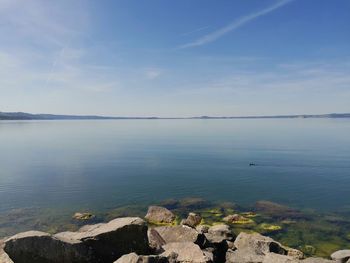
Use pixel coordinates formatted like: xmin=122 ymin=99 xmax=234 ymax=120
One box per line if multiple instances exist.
xmin=5 ymin=217 xmax=149 ymax=263
xmin=205 ymin=224 xmax=234 ymax=243
xmin=0 ymin=238 xmax=13 ymax=263
xmin=226 ymin=240 xmax=236 ymax=250
xmin=203 ymin=224 xmax=234 ymax=263
xmin=301 ymin=258 xmax=336 ymax=263
xmin=286 ymin=248 xmax=304 ymax=260
xmin=196 ymin=225 xmax=209 ymax=234
xmin=59 ymin=217 xmax=149 ymax=262
xmin=161 ymin=242 xmax=212 ymax=263
xmin=331 ymin=250 xmax=350 ymax=263
xmin=4 ymin=230 xmax=94 ymax=263
xmin=145 ymin=206 xmax=176 ymax=224
xmin=148 ymin=228 xmax=166 ymax=253
xmin=181 ymin=213 xmax=202 ymax=228
xmin=114 ymin=252 xmax=169 ymax=263
xmin=226 ymin=249 xmax=264 ymax=263
xmin=154 ymin=225 xmax=204 ymax=246
xmin=262 ymin=253 xmax=298 ymax=263
xmin=234 ymin=232 xmax=287 ymax=255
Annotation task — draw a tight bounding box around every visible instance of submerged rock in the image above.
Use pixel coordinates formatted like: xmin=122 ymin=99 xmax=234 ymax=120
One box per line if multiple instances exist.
xmin=255 ymin=201 xmax=304 ymax=219
xmin=258 ymin=223 xmax=282 ymax=232
xmin=145 ymin=206 xmax=176 ymax=224
xmin=73 ymin=212 xmax=95 ymax=220
xmin=331 ymin=249 xmax=350 ymax=262
xmin=223 ymin=214 xmax=254 ymax=224
xmin=161 ymin=242 xmax=212 ymax=263
xmin=158 ymin=198 xmax=207 ymax=211
xmin=181 ymin=213 xmax=202 ymax=228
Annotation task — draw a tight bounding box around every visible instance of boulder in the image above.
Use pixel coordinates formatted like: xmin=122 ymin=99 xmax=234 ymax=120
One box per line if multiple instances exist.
xmin=331 ymin=250 xmax=350 ymax=262
xmin=204 ymin=224 xmax=234 ymax=263
xmin=4 ymin=217 xmax=149 ymax=263
xmin=4 ymin=230 xmax=94 ymax=263
xmin=148 ymin=228 xmax=166 ymax=253
xmin=56 ymin=217 xmax=149 ymax=262
xmin=205 ymin=224 xmax=234 ymax=244
xmin=0 ymin=238 xmax=13 ymax=263
xmin=286 ymin=247 xmax=304 ymax=260
xmin=114 ymin=252 xmax=170 ymax=263
xmin=145 ymin=206 xmax=176 ymax=224
xmin=196 ymin=225 xmax=209 ymax=234
xmin=301 ymin=258 xmax=336 ymax=263
xmin=226 ymin=249 xmax=264 ymax=263
xmin=233 ymin=232 xmax=287 ymax=256
xmin=181 ymin=213 xmax=202 ymax=228
xmin=161 ymin=242 xmax=212 ymax=263
xmin=154 ymin=225 xmax=205 ymax=246
xmin=262 ymin=253 xmax=298 ymax=263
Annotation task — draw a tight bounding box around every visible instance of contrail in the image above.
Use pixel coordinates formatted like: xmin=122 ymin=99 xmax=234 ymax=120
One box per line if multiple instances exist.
xmin=45 ymin=47 xmax=65 ymax=86
xmin=180 ymin=0 xmax=294 ymax=48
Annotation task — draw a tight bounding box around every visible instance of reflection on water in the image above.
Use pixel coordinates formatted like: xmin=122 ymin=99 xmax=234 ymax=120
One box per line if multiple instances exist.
xmin=1 ymin=198 xmax=350 ymax=258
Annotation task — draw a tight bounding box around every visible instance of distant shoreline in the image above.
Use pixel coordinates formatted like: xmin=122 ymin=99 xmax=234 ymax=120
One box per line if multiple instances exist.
xmin=0 ymin=111 xmax=349 ymax=120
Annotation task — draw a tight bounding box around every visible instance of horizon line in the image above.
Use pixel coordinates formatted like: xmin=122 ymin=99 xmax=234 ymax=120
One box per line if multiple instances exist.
xmin=1 ymin=111 xmax=350 ymax=120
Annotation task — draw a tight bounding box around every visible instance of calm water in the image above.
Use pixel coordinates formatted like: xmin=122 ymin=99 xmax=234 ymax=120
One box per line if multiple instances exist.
xmin=1 ymin=119 xmax=350 ymax=214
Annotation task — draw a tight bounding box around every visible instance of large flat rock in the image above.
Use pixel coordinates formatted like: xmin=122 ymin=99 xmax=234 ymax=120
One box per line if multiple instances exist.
xmin=154 ymin=225 xmax=204 ymax=245
xmin=161 ymin=242 xmax=212 ymax=263
xmin=331 ymin=250 xmax=350 ymax=263
xmin=4 ymin=217 xmax=149 ymax=263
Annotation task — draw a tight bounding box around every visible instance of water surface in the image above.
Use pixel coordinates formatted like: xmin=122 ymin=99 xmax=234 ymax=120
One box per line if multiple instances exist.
xmin=1 ymin=119 xmax=349 ymax=213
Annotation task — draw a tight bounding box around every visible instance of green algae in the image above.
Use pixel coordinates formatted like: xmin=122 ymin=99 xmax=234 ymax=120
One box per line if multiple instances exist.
xmin=258 ymin=223 xmax=282 ymax=232
xmin=1 ymin=198 xmax=350 ymax=259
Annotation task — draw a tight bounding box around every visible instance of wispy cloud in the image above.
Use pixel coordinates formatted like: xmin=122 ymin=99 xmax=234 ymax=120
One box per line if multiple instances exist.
xmin=180 ymin=0 xmax=293 ymax=48
xmin=145 ymin=68 xmax=162 ymax=80
xmin=181 ymin=26 xmax=211 ymax=37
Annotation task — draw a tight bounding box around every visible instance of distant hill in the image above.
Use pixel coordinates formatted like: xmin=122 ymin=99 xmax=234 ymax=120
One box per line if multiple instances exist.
xmin=191 ymin=113 xmax=350 ymax=119
xmin=0 ymin=112 xmax=159 ymax=120
xmin=0 ymin=111 xmax=349 ymax=120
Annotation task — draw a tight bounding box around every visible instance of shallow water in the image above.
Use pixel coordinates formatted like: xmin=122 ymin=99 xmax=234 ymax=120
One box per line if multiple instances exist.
xmin=0 ymin=119 xmax=350 ymax=255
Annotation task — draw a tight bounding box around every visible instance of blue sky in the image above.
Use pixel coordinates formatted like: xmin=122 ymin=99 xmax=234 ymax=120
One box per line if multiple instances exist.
xmin=0 ymin=0 xmax=349 ymax=117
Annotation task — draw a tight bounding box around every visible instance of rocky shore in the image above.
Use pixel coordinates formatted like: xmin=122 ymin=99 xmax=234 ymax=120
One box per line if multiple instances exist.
xmin=1 ymin=206 xmax=349 ymax=263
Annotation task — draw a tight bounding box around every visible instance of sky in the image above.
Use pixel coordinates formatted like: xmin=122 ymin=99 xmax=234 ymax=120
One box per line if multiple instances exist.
xmin=0 ymin=0 xmax=349 ymax=117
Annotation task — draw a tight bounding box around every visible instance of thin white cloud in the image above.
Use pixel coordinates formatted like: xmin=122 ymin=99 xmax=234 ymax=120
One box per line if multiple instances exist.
xmin=181 ymin=0 xmax=293 ymax=48
xmin=181 ymin=26 xmax=211 ymax=36
xmin=145 ymin=68 xmax=162 ymax=79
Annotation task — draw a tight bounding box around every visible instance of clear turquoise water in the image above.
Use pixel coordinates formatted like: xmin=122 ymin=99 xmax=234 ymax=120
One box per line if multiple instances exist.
xmin=1 ymin=119 xmax=349 ymax=214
